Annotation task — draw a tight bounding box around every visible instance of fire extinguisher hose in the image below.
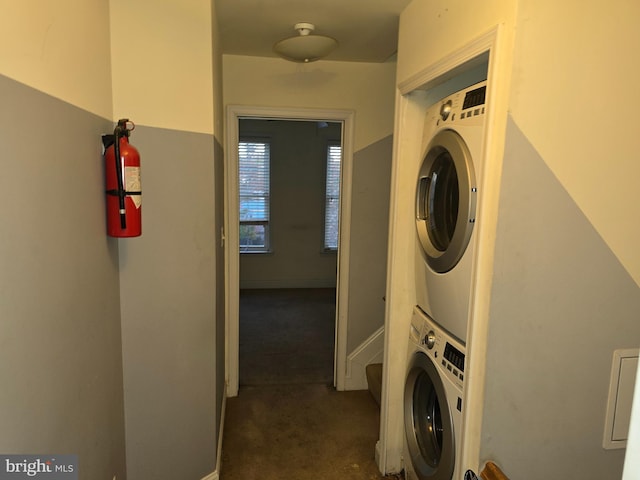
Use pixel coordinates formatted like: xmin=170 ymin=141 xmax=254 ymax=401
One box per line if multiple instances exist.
xmin=114 ymin=122 xmax=127 ymax=230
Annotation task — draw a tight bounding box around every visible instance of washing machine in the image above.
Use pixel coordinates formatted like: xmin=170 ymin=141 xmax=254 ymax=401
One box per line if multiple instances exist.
xmin=415 ymin=81 xmax=488 ymax=343
xmin=404 ymin=306 xmax=465 ymax=480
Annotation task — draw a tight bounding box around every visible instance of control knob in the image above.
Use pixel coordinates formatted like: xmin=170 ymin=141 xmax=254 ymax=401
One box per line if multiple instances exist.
xmin=424 ymin=331 xmax=436 ymax=349
xmin=440 ymin=100 xmax=452 ymax=121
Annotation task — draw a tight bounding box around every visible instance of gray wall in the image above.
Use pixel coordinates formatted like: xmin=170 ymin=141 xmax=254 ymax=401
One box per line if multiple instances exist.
xmin=239 ymin=119 xmax=340 ymax=289
xmin=214 ymin=137 xmax=226 ymax=437
xmin=0 ymin=74 xmax=127 ymax=479
xmin=347 ymin=135 xmax=393 ymax=352
xmin=479 ymin=115 xmax=640 ymax=478
xmin=118 ymin=126 xmax=218 ymax=480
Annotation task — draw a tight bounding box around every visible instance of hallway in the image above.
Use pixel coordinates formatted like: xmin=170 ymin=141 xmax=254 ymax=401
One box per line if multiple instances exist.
xmin=221 ymin=288 xmax=387 ymax=479
xmin=221 ymin=383 xmax=385 ymax=479
xmin=238 ymin=288 xmax=336 ymax=386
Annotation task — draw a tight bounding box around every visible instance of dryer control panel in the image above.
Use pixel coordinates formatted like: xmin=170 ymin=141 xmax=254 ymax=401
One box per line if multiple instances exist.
xmin=462 ymin=84 xmax=486 ymax=110
xmin=433 ymin=82 xmax=487 ymax=126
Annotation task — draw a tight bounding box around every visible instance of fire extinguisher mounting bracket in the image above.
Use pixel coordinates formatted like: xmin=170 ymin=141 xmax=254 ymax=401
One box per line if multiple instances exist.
xmin=102 ymin=134 xmax=115 ymax=151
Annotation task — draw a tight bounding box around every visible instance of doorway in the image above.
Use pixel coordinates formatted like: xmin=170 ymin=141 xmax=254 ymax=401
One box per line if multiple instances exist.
xmin=225 ymin=106 xmax=355 ymax=396
xmin=238 ymin=118 xmax=340 ymax=386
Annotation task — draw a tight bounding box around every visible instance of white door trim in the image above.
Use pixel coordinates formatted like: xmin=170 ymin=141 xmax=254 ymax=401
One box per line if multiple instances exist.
xmin=225 ymin=105 xmax=355 ymax=396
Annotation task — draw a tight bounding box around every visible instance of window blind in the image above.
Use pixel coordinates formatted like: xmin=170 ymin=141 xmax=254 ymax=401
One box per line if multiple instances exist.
xmin=324 ymin=143 xmax=342 ymax=250
xmin=239 ymin=140 xmax=270 ymax=250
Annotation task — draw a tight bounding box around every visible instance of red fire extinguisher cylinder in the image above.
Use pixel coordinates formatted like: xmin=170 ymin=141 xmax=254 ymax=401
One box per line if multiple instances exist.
xmin=104 ymin=119 xmax=142 ymax=237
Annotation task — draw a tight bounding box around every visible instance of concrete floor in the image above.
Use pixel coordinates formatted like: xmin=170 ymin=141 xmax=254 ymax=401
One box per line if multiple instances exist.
xmin=221 ymin=383 xmax=392 ymax=480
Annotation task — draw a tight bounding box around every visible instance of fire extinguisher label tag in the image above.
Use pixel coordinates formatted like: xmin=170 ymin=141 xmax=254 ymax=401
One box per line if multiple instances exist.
xmin=125 ymin=166 xmax=142 ymax=209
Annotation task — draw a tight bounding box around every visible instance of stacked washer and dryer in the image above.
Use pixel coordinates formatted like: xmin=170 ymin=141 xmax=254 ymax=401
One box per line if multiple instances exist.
xmin=404 ymin=81 xmax=488 ymax=480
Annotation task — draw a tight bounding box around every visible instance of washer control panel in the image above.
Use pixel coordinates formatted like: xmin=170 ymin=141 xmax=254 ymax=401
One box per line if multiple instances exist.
xmin=415 ymin=308 xmax=465 ymax=390
xmin=443 ymin=341 xmax=465 ymax=381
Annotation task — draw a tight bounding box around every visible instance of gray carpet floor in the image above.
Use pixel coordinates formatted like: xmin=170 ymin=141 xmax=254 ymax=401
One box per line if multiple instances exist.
xmin=223 ymin=288 xmax=393 ymax=479
xmin=239 ymin=288 xmax=336 ymax=385
xmin=221 ymin=383 xmax=389 ymax=480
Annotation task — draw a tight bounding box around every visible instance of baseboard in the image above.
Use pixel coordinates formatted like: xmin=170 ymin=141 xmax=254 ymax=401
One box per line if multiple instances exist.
xmin=201 ymin=383 xmax=227 ymax=480
xmin=344 ymin=326 xmax=385 ymax=390
xmin=239 ymin=279 xmax=337 ymax=289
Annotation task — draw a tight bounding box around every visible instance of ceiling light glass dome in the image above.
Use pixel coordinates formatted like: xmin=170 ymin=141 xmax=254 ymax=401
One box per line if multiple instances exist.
xmin=273 ymin=23 xmax=338 ymax=63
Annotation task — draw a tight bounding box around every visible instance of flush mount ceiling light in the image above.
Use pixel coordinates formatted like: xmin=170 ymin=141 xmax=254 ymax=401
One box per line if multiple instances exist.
xmin=273 ymin=23 xmax=338 ymax=63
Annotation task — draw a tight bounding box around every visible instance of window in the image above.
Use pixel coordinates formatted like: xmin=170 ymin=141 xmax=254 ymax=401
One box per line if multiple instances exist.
xmin=239 ymin=139 xmax=270 ymax=252
xmin=324 ymin=142 xmax=342 ymax=250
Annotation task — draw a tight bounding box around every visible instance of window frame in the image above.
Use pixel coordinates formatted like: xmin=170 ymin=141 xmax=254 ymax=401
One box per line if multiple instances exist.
xmin=238 ymin=137 xmax=271 ymax=253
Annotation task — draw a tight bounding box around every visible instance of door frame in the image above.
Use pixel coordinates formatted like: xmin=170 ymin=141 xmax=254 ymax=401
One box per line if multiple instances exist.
xmin=379 ymin=25 xmax=504 ymax=474
xmin=225 ymin=105 xmax=355 ymax=396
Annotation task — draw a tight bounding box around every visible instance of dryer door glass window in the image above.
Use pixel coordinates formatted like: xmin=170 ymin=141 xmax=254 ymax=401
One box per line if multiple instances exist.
xmin=416 ymin=129 xmax=477 ymax=273
xmin=422 ymin=151 xmax=459 ymax=252
xmin=413 ymin=370 xmax=444 ymax=467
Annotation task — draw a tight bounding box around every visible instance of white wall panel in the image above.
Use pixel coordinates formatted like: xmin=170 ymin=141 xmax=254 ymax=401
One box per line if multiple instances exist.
xmin=396 ymin=0 xmax=515 ymax=85
xmin=223 ymin=55 xmax=396 ymax=151
xmin=0 ymin=0 xmax=113 ymax=118
xmin=110 ymin=0 xmax=214 ymax=133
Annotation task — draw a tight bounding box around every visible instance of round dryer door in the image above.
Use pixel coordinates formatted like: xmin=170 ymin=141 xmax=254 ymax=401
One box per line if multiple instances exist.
xmin=404 ymin=351 xmax=455 ymax=480
xmin=416 ymin=129 xmax=477 ymax=273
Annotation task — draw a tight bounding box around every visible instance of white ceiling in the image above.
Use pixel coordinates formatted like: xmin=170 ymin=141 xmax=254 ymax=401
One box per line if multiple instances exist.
xmin=216 ymin=0 xmax=412 ymax=63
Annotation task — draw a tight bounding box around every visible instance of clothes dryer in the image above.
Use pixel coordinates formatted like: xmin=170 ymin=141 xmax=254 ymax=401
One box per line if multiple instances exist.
xmin=415 ymin=81 xmax=488 ymax=343
xmin=404 ymin=306 xmax=465 ymax=480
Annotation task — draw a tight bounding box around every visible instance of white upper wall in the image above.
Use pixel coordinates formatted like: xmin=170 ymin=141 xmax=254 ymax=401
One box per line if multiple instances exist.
xmin=0 ymin=0 xmax=113 ymax=118
xmin=110 ymin=0 xmax=214 ymax=134
xmin=0 ymin=0 xmax=217 ymax=133
xmin=509 ymin=0 xmax=640 ymax=286
xmin=396 ymin=0 xmax=515 ymax=86
xmin=222 ymin=55 xmax=396 ymax=152
xmin=211 ymin=0 xmax=223 ymax=141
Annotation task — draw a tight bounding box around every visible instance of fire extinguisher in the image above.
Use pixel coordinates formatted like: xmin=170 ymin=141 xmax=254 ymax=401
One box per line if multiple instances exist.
xmin=103 ymin=119 xmax=142 ymax=237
